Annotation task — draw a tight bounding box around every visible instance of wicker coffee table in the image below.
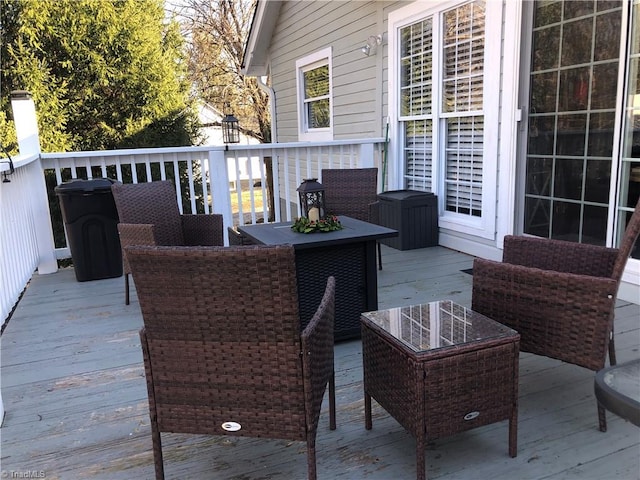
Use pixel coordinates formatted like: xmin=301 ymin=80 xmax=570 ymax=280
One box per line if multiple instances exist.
xmin=361 ymin=300 xmax=520 ymax=480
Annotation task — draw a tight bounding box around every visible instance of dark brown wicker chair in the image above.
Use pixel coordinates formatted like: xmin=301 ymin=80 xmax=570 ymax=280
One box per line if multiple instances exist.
xmin=127 ymin=244 xmax=337 ymax=480
xmin=322 ymin=168 xmax=383 ymax=269
xmin=111 ymin=180 xmax=223 ymax=304
xmin=472 ymin=199 xmax=640 ymax=431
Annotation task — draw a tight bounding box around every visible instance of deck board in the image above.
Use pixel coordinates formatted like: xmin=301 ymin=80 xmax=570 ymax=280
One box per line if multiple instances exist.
xmin=1 ymin=245 xmax=639 ymax=479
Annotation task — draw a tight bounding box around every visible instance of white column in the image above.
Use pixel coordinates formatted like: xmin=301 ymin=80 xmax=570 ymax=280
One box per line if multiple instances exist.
xmin=11 ymin=91 xmax=57 ymax=274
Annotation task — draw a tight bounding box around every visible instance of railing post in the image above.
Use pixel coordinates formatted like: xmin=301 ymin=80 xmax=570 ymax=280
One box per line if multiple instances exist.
xmin=359 ymin=143 xmax=375 ymax=168
xmin=359 ymin=143 xmax=380 ymax=191
xmin=11 ymin=91 xmax=57 ymax=274
xmin=209 ymin=149 xmax=233 ymax=243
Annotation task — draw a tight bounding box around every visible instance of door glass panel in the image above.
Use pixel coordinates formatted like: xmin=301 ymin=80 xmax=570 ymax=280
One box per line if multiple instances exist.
xmin=525 ymin=0 xmax=622 ymax=243
xmin=551 ymin=200 xmax=581 ymax=241
xmin=561 ymin=18 xmax=593 ymax=66
xmin=587 ymin=111 xmax=615 ymax=157
xmin=528 ymin=115 xmax=556 ymax=155
xmin=594 ymin=11 xmax=621 ymax=61
xmin=582 ymin=204 xmax=608 ymax=245
xmin=530 ymin=71 xmax=558 ymax=112
xmin=553 ymin=158 xmax=584 ymax=200
xmin=555 ymin=114 xmax=586 ymax=155
xmin=525 ymin=157 xmax=553 ymax=197
xmin=591 ymin=63 xmax=619 ymax=109
xmin=532 ymin=26 xmax=560 ymax=71
xmin=558 ymin=67 xmax=590 ymax=111
xmin=585 ymin=159 xmax=611 ymax=203
xmin=564 ymin=0 xmax=594 ymax=20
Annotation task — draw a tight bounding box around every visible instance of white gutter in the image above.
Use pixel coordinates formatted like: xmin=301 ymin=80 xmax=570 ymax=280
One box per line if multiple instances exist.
xmin=257 ymin=76 xmax=277 ymax=143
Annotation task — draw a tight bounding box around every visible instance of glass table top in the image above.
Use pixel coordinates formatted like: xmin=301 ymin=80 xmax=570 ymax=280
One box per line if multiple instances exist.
xmin=361 ymin=300 xmax=518 ymax=353
xmin=600 ymin=359 xmax=640 ymax=403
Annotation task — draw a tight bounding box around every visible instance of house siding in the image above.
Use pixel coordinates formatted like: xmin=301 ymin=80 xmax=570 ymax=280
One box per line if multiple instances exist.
xmin=268 ymin=0 xmax=509 ymax=256
xmin=270 ymin=1 xmax=387 ymax=142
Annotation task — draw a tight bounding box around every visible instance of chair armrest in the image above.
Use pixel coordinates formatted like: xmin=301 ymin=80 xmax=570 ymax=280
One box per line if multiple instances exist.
xmin=472 ymin=258 xmax=618 ymax=370
xmin=502 ymin=235 xmax=618 ymax=277
xmin=118 ymin=223 xmax=157 ymax=247
xmin=368 ymin=201 xmax=380 ymax=225
xmin=181 ymin=214 xmax=224 ymax=246
xmin=301 ymin=276 xmax=336 ymax=430
xmin=118 ymin=224 xmax=157 ymax=275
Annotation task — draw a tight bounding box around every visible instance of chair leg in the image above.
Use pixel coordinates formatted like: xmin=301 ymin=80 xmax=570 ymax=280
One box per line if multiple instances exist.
xmin=306 ymin=436 xmax=317 ymax=480
xmin=608 ymin=330 xmax=617 ymax=366
xmin=125 ymin=273 xmax=130 ymax=305
xmin=598 ymin=403 xmax=607 ymax=432
xmin=151 ymin=419 xmax=165 ymax=480
xmin=377 ymin=242 xmax=382 ymax=270
xmin=329 ymin=371 xmax=336 ymax=431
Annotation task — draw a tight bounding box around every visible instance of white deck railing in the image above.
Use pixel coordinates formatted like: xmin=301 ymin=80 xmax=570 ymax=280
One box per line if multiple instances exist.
xmin=1 ymin=138 xmax=386 ymax=323
xmin=1 ymin=152 xmax=57 ymax=323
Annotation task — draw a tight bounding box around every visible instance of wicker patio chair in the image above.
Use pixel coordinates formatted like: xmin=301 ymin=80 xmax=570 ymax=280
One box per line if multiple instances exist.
xmin=472 ymin=198 xmax=640 ymax=431
xmin=111 ymin=180 xmax=223 ymax=305
xmin=322 ymin=168 xmax=383 ymax=269
xmin=126 ymin=244 xmax=337 ymax=480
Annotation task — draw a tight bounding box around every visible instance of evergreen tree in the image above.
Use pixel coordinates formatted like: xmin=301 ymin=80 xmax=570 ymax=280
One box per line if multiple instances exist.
xmin=0 ymin=0 xmax=201 ymax=152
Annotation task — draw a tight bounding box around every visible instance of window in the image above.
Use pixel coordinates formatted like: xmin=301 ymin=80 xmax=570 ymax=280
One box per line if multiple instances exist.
xmin=390 ymin=0 xmax=499 ymax=237
xmin=296 ymin=47 xmax=333 ymax=141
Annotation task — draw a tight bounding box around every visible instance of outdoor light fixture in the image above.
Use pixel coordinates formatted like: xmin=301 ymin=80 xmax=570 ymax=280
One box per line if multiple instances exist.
xmin=361 ymin=34 xmax=383 ymax=56
xmin=297 ymin=178 xmax=326 ymax=221
xmin=0 ymin=144 xmax=15 ymax=183
xmin=221 ymin=107 xmax=240 ymax=144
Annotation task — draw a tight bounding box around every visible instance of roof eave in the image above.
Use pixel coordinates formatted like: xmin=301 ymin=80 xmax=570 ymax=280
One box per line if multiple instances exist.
xmin=242 ymin=0 xmax=283 ymax=77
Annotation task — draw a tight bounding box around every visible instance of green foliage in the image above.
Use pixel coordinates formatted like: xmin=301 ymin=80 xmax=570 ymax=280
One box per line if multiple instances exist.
xmin=291 ymin=215 xmax=343 ymax=234
xmin=0 ymin=0 xmax=200 ymax=152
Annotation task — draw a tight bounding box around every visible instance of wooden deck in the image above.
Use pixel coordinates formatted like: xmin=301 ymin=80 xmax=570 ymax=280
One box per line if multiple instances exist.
xmin=1 ymin=245 xmax=639 ymax=479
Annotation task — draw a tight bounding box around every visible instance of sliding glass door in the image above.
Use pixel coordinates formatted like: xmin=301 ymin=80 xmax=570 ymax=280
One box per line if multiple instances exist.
xmin=524 ymin=1 xmax=623 ymax=245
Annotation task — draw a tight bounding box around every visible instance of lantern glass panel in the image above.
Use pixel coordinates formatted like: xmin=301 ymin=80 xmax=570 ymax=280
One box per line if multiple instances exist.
xmin=297 ymin=179 xmax=326 ymax=220
xmin=222 ymin=114 xmax=240 ymax=144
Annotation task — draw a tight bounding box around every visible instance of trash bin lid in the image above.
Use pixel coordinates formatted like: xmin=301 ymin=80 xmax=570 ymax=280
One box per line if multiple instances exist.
xmin=54 ymin=178 xmax=119 ymax=194
xmin=378 ymin=189 xmax=434 ymax=201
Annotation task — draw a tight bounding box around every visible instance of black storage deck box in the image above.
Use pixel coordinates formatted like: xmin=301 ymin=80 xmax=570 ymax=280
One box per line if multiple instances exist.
xmin=377 ymin=190 xmax=438 ymax=250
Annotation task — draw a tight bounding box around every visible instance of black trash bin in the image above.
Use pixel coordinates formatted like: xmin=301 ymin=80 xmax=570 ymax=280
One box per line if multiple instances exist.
xmin=378 ymin=190 xmax=438 ymax=250
xmin=55 ymin=178 xmax=123 ymax=281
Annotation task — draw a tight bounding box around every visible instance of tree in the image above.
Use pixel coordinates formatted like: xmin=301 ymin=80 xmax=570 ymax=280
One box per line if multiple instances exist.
xmin=169 ymin=0 xmax=271 ymax=143
xmin=168 ymin=0 xmax=275 ymax=221
xmin=0 ymin=0 xmax=201 ymax=153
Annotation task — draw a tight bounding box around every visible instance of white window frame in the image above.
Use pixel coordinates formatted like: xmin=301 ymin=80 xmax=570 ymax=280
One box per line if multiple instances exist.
xmin=296 ymin=47 xmax=334 ymax=141
xmin=388 ymin=0 xmax=502 ymax=240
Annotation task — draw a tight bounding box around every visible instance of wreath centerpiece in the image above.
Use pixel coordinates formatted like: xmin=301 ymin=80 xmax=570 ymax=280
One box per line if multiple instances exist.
xmin=291 ymin=214 xmax=343 ymax=234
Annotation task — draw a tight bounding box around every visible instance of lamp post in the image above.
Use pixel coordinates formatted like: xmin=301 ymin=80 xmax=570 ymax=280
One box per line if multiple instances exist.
xmin=297 ymin=178 xmax=326 ymax=221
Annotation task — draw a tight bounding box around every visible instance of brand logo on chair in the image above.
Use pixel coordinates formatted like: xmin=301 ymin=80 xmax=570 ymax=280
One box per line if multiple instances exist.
xmin=221 ymin=421 xmax=242 ymax=432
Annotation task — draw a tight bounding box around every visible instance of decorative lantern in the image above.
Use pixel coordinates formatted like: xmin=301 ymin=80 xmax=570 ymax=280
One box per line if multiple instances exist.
xmin=221 ymin=112 xmax=240 ymax=144
xmin=297 ymin=178 xmax=325 ymax=221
